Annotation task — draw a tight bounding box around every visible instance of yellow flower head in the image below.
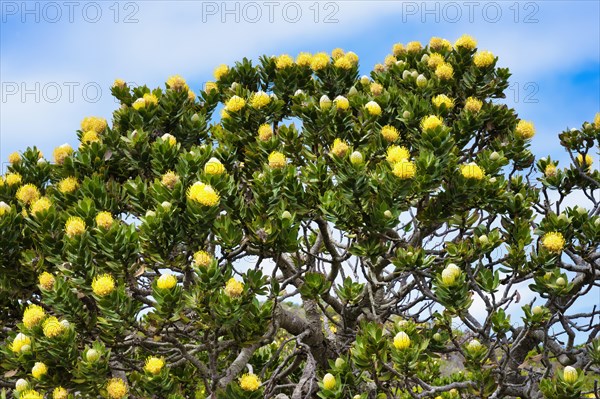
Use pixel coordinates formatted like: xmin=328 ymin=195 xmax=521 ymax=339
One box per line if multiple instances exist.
xmin=323 ymin=373 xmax=336 ymax=390
xmin=204 ymin=81 xmax=218 ymax=93
xmin=381 ymin=125 xmax=400 ymax=142
xmin=194 ymin=250 xmax=213 ymax=267
xmin=365 ymin=101 xmax=382 ymax=116
xmin=406 ymin=41 xmax=423 ymax=53
xmin=21 ymin=391 xmax=44 ymax=399
xmin=394 ymin=331 xmax=411 ymax=349
xmin=345 ymin=51 xmax=359 ymax=65
xmin=160 ymin=133 xmax=176 ymax=146
xmin=276 ymin=54 xmax=294 ymax=69
xmin=113 ymin=79 xmax=126 ymax=89
xmin=542 ymin=232 xmax=565 ymax=253
xmin=43 ymin=316 xmax=66 ymax=338
xmin=53 ymin=144 xmax=74 ymax=165
xmin=0 ymin=201 xmax=10 ymax=217
xmin=370 ymin=82 xmax=384 ymax=96
xmin=331 ymin=48 xmax=345 ymax=60
xmin=23 ymin=304 xmax=46 ymax=328
xmin=166 ymin=75 xmax=188 ymax=91
xmin=16 ymin=184 xmax=41 ymax=205
xmin=268 ymin=151 xmax=287 ymax=169
xmin=473 ymin=51 xmax=495 ymax=68
xmin=333 ymin=96 xmax=350 ymax=112
xmin=65 ymin=216 xmax=86 ymax=238
xmin=58 ymin=177 xmax=79 ymax=194
xmin=81 ymin=116 xmax=108 ymax=133
xmin=53 ymin=387 xmax=68 ymax=399
xmin=95 ymin=211 xmax=114 ymax=229
xmin=187 ymin=89 xmax=196 ymax=101
xmin=334 ymin=56 xmax=352 ymax=70
xmin=594 ymin=112 xmax=600 ymax=129
xmin=250 ymin=91 xmax=271 ymax=109
xmin=161 ymin=171 xmax=180 ymax=189
xmin=204 ymin=157 xmax=226 ymax=175
xmin=392 ymin=160 xmax=416 ymax=179
xmin=157 ymin=273 xmax=177 ymax=290
xmin=432 ymin=94 xmax=455 ymax=109
xmin=11 ymin=333 xmax=31 ymax=353
xmin=464 ymin=97 xmax=483 ymax=113
xmin=31 ymin=362 xmax=47 ymax=379
xmin=311 ymin=52 xmax=330 ymax=71
xmin=576 ymin=154 xmax=593 ymax=168
xmin=544 ymin=164 xmax=557 ymax=177
xmin=429 ymin=37 xmax=452 ymax=52
xmin=144 ymin=356 xmax=166 ymax=375
xmin=81 ymin=130 xmax=100 ymax=145
xmin=187 ymin=182 xmax=220 ymax=206
xmin=9 ymin=152 xmax=21 ymax=164
xmin=382 ymin=55 xmax=396 ymax=68
xmin=387 ymin=145 xmax=410 ymax=164
xmin=214 ymin=64 xmax=229 ymax=80
xmin=392 ymin=43 xmax=405 ymax=56
xmin=258 ymin=124 xmax=273 ymax=141
xmin=515 ymin=120 xmax=535 ymax=139
xmin=427 ymin=53 xmax=445 ymax=68
xmin=225 ymin=95 xmax=246 ymax=112
xmin=5 ymin=172 xmax=22 ymax=186
xmin=331 ymin=139 xmax=349 ymax=157
xmin=106 ymin=378 xmax=128 ymax=399
xmin=421 ymin=115 xmax=444 ymax=131
xmin=454 ymin=34 xmax=477 ymax=50
xmin=435 ymin=62 xmax=454 ymax=80
xmin=239 ymin=373 xmax=261 ymax=391
xmin=92 ymin=274 xmax=116 ymax=297
xmin=373 ymin=63 xmax=385 ymax=73
xmin=563 ymin=366 xmax=578 ymax=384
xmin=30 ymin=197 xmax=52 ymax=215
xmin=460 ymin=162 xmax=485 ymax=180
xmin=296 ymin=52 xmax=313 ymax=66
xmin=39 ymin=272 xmax=55 ymax=290
xmin=224 ymin=277 xmax=244 ymax=297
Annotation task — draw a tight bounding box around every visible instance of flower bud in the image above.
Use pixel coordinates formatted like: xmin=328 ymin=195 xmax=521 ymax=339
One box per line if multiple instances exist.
xmin=442 ymin=268 xmax=457 ymax=286
xmin=576 ymin=206 xmax=587 ymax=215
xmin=433 ymin=332 xmax=442 ymax=341
xmin=402 ymin=111 xmax=411 ymax=119
xmin=161 ymin=201 xmax=172 ymax=210
xmin=20 ymin=344 xmax=31 ymax=353
xmin=416 ymin=74 xmax=427 ymax=87
xmin=60 ymin=320 xmax=70 ymax=329
xmin=15 ymin=379 xmax=28 ymax=392
xmin=86 ymin=348 xmax=100 ymax=362
xmin=350 ymin=151 xmax=363 ymax=165
xmin=230 ymin=82 xmax=239 ymax=90
xmin=466 ymin=339 xmax=482 ymax=353
xmin=556 ymin=277 xmax=566 ymax=287
xmin=384 ymin=210 xmax=393 ymax=218
xmin=478 ymin=235 xmax=489 ymax=244
xmin=393 ymin=331 xmax=411 ymax=349
xmin=532 ymin=305 xmax=543 ymax=315
xmin=563 ymin=366 xmax=578 ymax=383
xmin=348 ymin=86 xmax=358 ymax=97
xmin=490 ymin=151 xmax=500 ymax=161
xmin=323 ymin=373 xmax=336 ymax=390
xmin=145 ymin=210 xmax=156 ymax=218
xmin=410 ymin=70 xmax=418 ymax=78
xmin=281 ymin=211 xmax=292 ymax=220
xmin=335 ymin=357 xmax=345 ymax=368
xmin=360 ymin=75 xmax=370 ymax=85
xmin=402 ymin=70 xmax=411 ymax=79
xmin=320 ymin=95 xmax=332 ymax=109
xmin=421 ymin=54 xmax=430 ymax=62
xmin=191 ymin=113 xmax=200 ymax=122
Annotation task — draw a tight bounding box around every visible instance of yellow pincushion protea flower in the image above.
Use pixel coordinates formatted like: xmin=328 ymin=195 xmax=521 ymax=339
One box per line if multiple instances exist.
xmin=188 ymin=89 xmax=196 ymax=101
xmin=322 ymin=373 xmax=336 ymax=390
xmin=204 ymin=81 xmax=218 ymax=92
xmin=432 ymin=94 xmax=455 ymax=109
xmin=5 ymin=172 xmax=23 ymax=186
xmin=393 ymin=331 xmax=411 ymax=349
xmin=81 ymin=130 xmax=100 ymax=145
xmin=421 ymin=115 xmax=444 ymax=131
xmin=58 ymin=177 xmax=79 ymax=194
xmin=576 ymin=154 xmax=593 ymax=168
xmin=268 ymin=151 xmax=287 ymax=169
xmin=384 ymin=54 xmax=397 ymax=67
xmin=31 ymin=362 xmax=47 ymax=379
xmin=473 ymin=51 xmax=495 ymax=68
xmin=311 ymin=52 xmax=330 ymax=71
xmin=214 ymin=64 xmax=229 ymax=80
xmin=392 ymin=43 xmax=405 ymax=56
xmin=239 ymin=373 xmax=261 ymax=391
xmin=23 ymin=304 xmax=46 ymax=328
xmin=331 ymin=48 xmax=345 ymax=60
xmin=454 ymin=34 xmax=477 ymax=50
xmin=250 ymin=91 xmax=271 ymax=109
xmin=345 ymin=51 xmax=359 ymax=65
xmin=187 ymin=182 xmax=220 ymax=206
xmin=0 ymin=201 xmax=10 ymax=217
xmin=81 ymin=116 xmax=108 ymax=133
xmin=515 ymin=120 xmax=535 ymax=139
xmin=11 ymin=333 xmax=31 ymax=353
xmin=166 ymin=75 xmax=188 ymax=91
xmin=435 ymin=62 xmax=454 ymax=80
xmin=9 ymin=151 xmax=21 ymax=164
xmin=365 ymin=101 xmax=382 ymax=116
xmin=161 ymin=171 xmax=180 ymax=189
xmin=370 ymin=82 xmax=383 ymax=96
xmin=133 ymin=93 xmax=159 ymax=110
xmin=30 ymin=197 xmax=52 ymax=215
xmin=542 ymin=232 xmax=565 ymax=253
xmin=386 ymin=145 xmax=410 ymax=164
xmin=224 ymin=278 xmax=244 ymax=297
xmin=193 ymin=250 xmax=213 ymax=267
xmin=106 ymin=378 xmax=128 ymax=399
xmin=460 ymin=162 xmax=485 ymax=180
xmin=330 ymin=139 xmax=349 ymax=157
xmin=594 ymin=112 xmax=600 ymax=129
xmin=113 ymin=79 xmax=126 ymax=89
xmin=333 ymin=95 xmax=349 ymax=110
xmin=374 ymin=63 xmax=385 ymax=73
xmin=406 ymin=41 xmax=422 ymax=53
xmin=392 ymin=160 xmax=416 ymax=179
xmin=39 ymin=272 xmax=55 ymax=290
xmin=53 ymin=387 xmax=68 ymax=399
xmin=65 ymin=216 xmax=86 ymax=237
xmin=96 ymin=211 xmax=114 ymax=229
xmin=563 ymin=366 xmax=578 ymax=384
xmin=92 ymin=274 xmax=116 ymax=297
xmin=204 ymin=157 xmax=226 ymax=175
xmin=464 ymin=97 xmax=483 ymax=113
xmin=53 ymin=144 xmax=74 ymax=165
xmin=258 ymin=124 xmax=273 ymax=141
xmin=16 ymin=184 xmax=41 ymax=205
xmin=381 ymin=125 xmax=400 ymax=142
xmin=144 ymin=356 xmax=165 ymax=375
xmin=276 ymin=54 xmax=294 ymax=69
xmin=427 ymin=53 xmax=445 ymax=68
xmin=156 ymin=273 xmax=177 ymax=290
xmin=296 ymin=52 xmax=313 ymax=66
xmin=225 ymin=95 xmax=246 ymax=112
xmin=43 ymin=316 xmax=65 ymax=338
xmin=429 ymin=37 xmax=452 ymax=51
xmin=20 ymin=390 xmax=44 ymax=399
xmin=544 ymin=164 xmax=557 ymax=177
